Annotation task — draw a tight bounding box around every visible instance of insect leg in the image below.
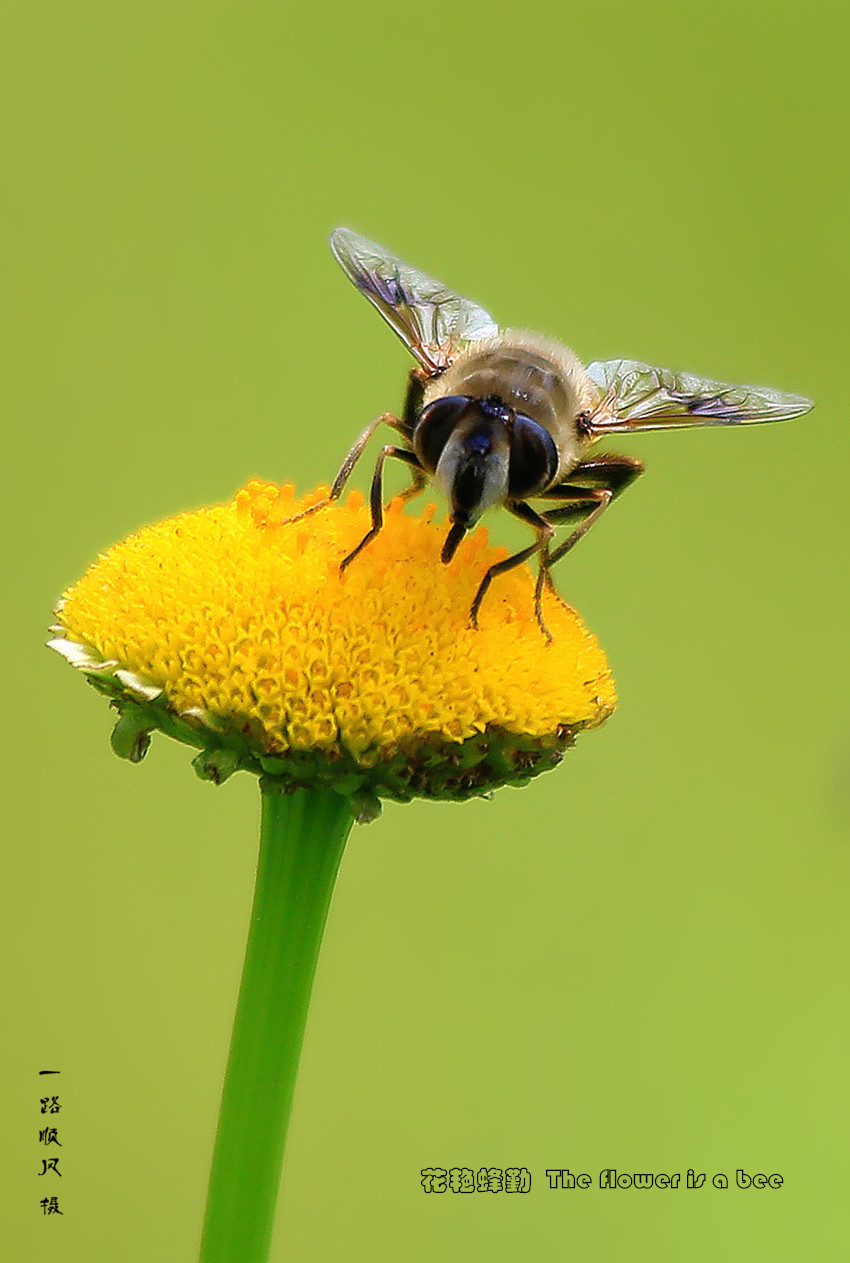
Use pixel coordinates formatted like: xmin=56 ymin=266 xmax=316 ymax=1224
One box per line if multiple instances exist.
xmin=469 ymin=501 xmax=555 ymax=638
xmin=541 ymin=453 xmax=644 ymax=503
xmin=282 ymin=412 xmax=409 ymax=524
xmin=330 ymin=414 xmax=409 ymax=498
xmin=395 ymin=463 xmax=429 ymax=504
xmin=365 ymin=370 xmax=429 ymax=505
xmin=340 ymin=446 xmax=424 ymax=572
xmin=541 ymin=454 xmax=644 ymax=569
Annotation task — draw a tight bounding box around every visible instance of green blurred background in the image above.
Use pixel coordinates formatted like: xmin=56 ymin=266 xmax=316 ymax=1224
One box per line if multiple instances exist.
xmin=2 ymin=0 xmax=848 ymax=1259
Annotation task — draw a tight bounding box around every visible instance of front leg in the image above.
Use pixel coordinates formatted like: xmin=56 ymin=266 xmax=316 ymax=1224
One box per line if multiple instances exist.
xmin=469 ymin=500 xmax=555 ymax=639
xmin=282 ymin=411 xmax=410 ymax=525
xmin=332 ymin=372 xmax=429 ymax=504
xmin=283 ymin=371 xmax=427 ymax=526
xmin=340 ymin=446 xmax=424 ymax=571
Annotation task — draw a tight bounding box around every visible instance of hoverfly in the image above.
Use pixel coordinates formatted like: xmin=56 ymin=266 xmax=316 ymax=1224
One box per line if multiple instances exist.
xmin=311 ymin=227 xmax=813 ymax=639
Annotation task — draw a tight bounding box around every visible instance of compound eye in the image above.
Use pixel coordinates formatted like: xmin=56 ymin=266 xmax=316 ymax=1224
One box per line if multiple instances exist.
xmin=508 ymin=414 xmax=559 ymax=497
xmin=413 ymin=396 xmax=474 ymax=473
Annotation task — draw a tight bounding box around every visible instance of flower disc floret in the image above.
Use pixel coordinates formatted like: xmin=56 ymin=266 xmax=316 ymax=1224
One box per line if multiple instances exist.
xmin=50 ymin=481 xmax=616 ymax=817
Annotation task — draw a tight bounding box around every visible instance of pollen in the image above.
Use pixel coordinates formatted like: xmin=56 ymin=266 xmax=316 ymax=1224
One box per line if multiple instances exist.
xmin=51 ymin=481 xmax=616 ymax=810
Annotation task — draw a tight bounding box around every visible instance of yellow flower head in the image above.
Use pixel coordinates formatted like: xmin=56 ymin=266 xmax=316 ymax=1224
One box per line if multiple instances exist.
xmin=50 ymin=481 xmax=615 ymax=819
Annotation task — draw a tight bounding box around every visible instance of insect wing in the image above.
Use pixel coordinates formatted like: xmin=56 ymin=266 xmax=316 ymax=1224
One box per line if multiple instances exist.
xmin=586 ymin=358 xmax=814 ymax=432
xmin=330 ymin=227 xmax=499 ymax=375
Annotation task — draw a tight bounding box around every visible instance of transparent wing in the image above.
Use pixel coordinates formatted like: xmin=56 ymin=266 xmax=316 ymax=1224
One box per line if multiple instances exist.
xmin=586 ymin=358 xmax=814 ymax=432
xmin=330 ymin=227 xmax=499 ymax=376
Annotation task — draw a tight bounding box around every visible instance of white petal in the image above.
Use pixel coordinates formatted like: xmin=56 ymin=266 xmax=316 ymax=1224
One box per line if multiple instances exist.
xmin=47 ymin=637 xmax=117 ymax=672
xmin=113 ymin=669 xmax=163 ymax=701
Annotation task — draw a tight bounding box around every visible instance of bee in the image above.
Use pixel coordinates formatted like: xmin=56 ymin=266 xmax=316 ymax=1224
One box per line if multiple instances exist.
xmin=313 ymin=227 xmax=813 ymax=639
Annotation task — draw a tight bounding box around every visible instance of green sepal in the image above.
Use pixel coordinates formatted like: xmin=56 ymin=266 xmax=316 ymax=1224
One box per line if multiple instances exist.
xmin=88 ymin=671 xmax=132 ymax=700
xmin=257 ymin=755 xmax=289 ymax=776
xmin=193 ymin=747 xmax=242 ymax=785
xmin=349 ymin=787 xmax=383 ymax=824
xmin=67 ymin=654 xmax=580 ymax=820
xmin=110 ymin=704 xmax=154 ymax=763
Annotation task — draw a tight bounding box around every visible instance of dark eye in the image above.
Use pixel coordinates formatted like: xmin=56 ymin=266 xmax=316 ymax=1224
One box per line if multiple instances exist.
xmin=508 ymin=414 xmax=558 ymax=498
xmin=413 ymin=396 xmax=474 ymax=472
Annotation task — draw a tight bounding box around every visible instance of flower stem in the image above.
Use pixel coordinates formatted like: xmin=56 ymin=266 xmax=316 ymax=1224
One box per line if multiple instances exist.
xmin=199 ymin=785 xmax=354 ymax=1263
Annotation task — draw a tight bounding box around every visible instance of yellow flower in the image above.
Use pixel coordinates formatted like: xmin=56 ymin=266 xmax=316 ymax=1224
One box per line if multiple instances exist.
xmin=49 ymin=480 xmax=615 ymax=819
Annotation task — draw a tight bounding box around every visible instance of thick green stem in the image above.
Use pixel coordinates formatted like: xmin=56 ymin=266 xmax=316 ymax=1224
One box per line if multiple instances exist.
xmin=199 ymin=785 xmax=354 ymax=1263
